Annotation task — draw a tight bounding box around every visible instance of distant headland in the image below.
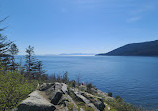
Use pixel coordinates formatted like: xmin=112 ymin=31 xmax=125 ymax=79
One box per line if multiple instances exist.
xmin=96 ymin=40 xmax=158 ymax=56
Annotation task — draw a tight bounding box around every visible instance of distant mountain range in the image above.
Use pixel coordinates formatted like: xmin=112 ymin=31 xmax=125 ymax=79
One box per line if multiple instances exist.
xmin=96 ymin=40 xmax=158 ymax=56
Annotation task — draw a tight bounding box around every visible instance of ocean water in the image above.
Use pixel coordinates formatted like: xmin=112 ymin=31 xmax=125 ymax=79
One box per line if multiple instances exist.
xmin=21 ymin=56 xmax=158 ymax=109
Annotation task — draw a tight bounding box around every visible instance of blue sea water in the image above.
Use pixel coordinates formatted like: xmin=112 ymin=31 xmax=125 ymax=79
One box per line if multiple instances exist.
xmin=19 ymin=55 xmax=158 ymax=109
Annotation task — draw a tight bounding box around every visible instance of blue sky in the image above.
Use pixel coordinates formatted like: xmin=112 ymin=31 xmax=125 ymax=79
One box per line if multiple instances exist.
xmin=0 ymin=0 xmax=158 ymax=55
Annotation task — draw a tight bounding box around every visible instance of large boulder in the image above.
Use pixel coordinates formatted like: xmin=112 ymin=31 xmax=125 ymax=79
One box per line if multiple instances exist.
xmin=16 ymin=104 xmax=55 ymax=111
xmin=61 ymin=83 xmax=68 ymax=94
xmin=50 ymin=92 xmax=63 ymax=105
xmin=46 ymin=83 xmax=63 ymax=100
xmin=94 ymin=98 xmax=105 ymax=111
xmin=45 ymin=83 xmax=68 ymax=105
xmin=39 ymin=83 xmax=54 ymax=91
xmin=46 ymin=83 xmax=62 ymax=94
xmin=15 ymin=91 xmax=56 ymax=111
xmin=81 ymin=93 xmax=105 ymax=111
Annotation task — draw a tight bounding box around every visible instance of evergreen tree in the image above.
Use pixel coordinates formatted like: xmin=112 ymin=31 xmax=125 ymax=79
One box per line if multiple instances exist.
xmin=0 ymin=18 xmax=12 ymax=57
xmin=25 ymin=45 xmax=47 ymax=80
xmin=0 ymin=18 xmax=12 ymax=70
xmin=9 ymin=43 xmax=19 ymax=70
xmin=63 ymin=71 xmax=68 ymax=83
xmin=32 ymin=60 xmax=46 ymax=80
xmin=36 ymin=60 xmax=46 ymax=76
xmin=25 ymin=45 xmax=36 ymax=79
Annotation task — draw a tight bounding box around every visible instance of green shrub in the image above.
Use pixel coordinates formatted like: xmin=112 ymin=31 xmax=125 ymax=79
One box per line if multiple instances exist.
xmin=86 ymin=83 xmax=92 ymax=93
xmin=103 ymin=98 xmax=143 ymax=111
xmin=108 ymin=92 xmax=113 ymax=97
xmin=0 ymin=66 xmax=37 ymax=110
xmin=115 ymin=95 xmax=123 ymax=102
xmin=67 ymin=102 xmax=74 ymax=111
xmin=84 ymin=106 xmax=95 ymax=111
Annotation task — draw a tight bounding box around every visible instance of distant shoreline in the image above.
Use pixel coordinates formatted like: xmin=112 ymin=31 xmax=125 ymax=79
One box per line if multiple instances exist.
xmin=58 ymin=55 xmax=95 ymax=56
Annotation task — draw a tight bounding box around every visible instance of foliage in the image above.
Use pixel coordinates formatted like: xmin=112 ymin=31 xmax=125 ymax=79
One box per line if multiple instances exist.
xmin=9 ymin=43 xmax=19 ymax=56
xmin=25 ymin=45 xmax=35 ymax=77
xmin=76 ymin=74 xmax=80 ymax=87
xmin=0 ymin=18 xmax=47 ymax=110
xmin=86 ymin=83 xmax=93 ymax=93
xmin=67 ymin=102 xmax=74 ymax=111
xmin=108 ymin=92 xmax=113 ymax=97
xmin=0 ymin=65 xmax=38 ymax=110
xmin=0 ymin=32 xmax=12 ymax=56
xmin=62 ymin=71 xmax=69 ymax=83
xmin=84 ymin=106 xmax=95 ymax=111
xmin=9 ymin=43 xmax=19 ymax=70
xmin=103 ymin=98 xmax=143 ymax=111
xmin=24 ymin=45 xmax=48 ymax=81
xmin=0 ymin=18 xmax=13 ymax=70
xmin=49 ymin=72 xmax=69 ymax=83
xmin=115 ymin=95 xmax=123 ymax=102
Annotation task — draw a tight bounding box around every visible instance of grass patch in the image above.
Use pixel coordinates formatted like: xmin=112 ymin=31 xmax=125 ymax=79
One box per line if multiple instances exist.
xmin=67 ymin=102 xmax=74 ymax=111
xmin=103 ymin=98 xmax=143 ymax=111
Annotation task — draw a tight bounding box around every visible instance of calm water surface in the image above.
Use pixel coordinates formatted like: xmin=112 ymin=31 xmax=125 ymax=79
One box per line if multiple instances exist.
xmin=34 ymin=56 xmax=158 ymax=109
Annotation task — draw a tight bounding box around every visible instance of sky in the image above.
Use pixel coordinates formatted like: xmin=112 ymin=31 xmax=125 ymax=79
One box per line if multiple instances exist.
xmin=0 ymin=0 xmax=158 ymax=55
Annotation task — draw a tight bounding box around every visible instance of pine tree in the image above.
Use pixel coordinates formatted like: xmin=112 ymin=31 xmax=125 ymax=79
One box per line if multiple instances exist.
xmin=0 ymin=17 xmax=12 ymax=56
xmin=25 ymin=45 xmax=36 ymax=79
xmin=0 ymin=18 xmax=12 ymax=70
xmin=36 ymin=60 xmax=46 ymax=76
xmin=9 ymin=43 xmax=19 ymax=70
xmin=25 ymin=45 xmax=47 ymax=80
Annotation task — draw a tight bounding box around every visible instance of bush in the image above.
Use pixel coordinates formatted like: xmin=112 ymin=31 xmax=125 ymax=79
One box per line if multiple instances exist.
xmin=86 ymin=83 xmax=92 ymax=93
xmin=0 ymin=65 xmax=37 ymax=110
xmin=84 ymin=106 xmax=95 ymax=111
xmin=108 ymin=92 xmax=113 ymax=97
xmin=115 ymin=95 xmax=123 ymax=102
xmin=67 ymin=102 xmax=74 ymax=111
xmin=103 ymin=98 xmax=143 ymax=111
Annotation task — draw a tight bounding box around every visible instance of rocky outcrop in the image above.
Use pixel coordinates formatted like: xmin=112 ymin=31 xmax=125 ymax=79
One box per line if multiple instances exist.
xmin=40 ymin=82 xmax=68 ymax=105
xmin=74 ymin=91 xmax=99 ymax=111
xmin=14 ymin=82 xmax=109 ymax=111
xmin=51 ymin=92 xmax=63 ymax=105
xmin=15 ymin=91 xmax=56 ymax=111
xmin=39 ymin=83 xmax=54 ymax=91
xmin=93 ymin=99 xmax=105 ymax=111
xmin=61 ymin=83 xmax=68 ymax=94
xmin=81 ymin=93 xmax=105 ymax=111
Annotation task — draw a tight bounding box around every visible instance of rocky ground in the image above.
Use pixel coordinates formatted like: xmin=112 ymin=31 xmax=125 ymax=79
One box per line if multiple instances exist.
xmin=13 ymin=82 xmax=115 ymax=111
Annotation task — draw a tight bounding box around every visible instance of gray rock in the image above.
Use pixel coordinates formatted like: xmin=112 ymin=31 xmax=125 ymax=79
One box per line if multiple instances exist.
xmin=39 ymin=83 xmax=54 ymax=91
xmin=39 ymin=83 xmax=68 ymax=106
xmin=94 ymin=99 xmax=105 ymax=111
xmin=74 ymin=91 xmax=99 ymax=111
xmin=16 ymin=104 xmax=55 ymax=111
xmin=58 ymin=98 xmax=69 ymax=106
xmin=16 ymin=91 xmax=56 ymax=111
xmin=51 ymin=92 xmax=63 ymax=105
xmin=81 ymin=93 xmax=105 ymax=111
xmin=46 ymin=82 xmax=62 ymax=94
xmin=46 ymin=82 xmax=63 ymax=100
xmin=61 ymin=83 xmax=68 ymax=94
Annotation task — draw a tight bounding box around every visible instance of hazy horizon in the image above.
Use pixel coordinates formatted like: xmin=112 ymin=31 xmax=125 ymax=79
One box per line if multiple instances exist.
xmin=1 ymin=0 xmax=158 ymax=55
